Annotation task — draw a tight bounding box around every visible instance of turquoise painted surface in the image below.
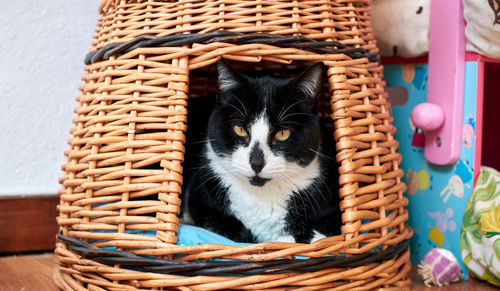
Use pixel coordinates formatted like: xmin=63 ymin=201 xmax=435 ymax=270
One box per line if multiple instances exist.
xmin=384 ymin=62 xmax=479 ymax=277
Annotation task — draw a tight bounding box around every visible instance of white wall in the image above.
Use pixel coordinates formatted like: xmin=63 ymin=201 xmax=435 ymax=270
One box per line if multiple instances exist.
xmin=0 ymin=1 xmax=100 ymax=196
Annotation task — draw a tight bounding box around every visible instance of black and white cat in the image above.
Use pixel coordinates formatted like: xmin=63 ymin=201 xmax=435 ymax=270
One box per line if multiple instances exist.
xmin=182 ymin=60 xmax=342 ymax=244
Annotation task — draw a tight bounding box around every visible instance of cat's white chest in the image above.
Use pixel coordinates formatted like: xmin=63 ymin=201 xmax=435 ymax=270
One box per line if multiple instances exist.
xmin=227 ymin=183 xmax=291 ymax=242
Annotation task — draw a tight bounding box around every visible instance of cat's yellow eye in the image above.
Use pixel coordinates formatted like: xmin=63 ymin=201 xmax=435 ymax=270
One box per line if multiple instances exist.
xmin=275 ymin=129 xmax=291 ymax=141
xmin=233 ymin=125 xmax=248 ymax=137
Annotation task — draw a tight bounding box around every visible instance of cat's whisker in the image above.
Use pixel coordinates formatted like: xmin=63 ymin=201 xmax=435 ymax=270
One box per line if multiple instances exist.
xmin=277 ymin=174 xmax=309 ymax=217
xmin=188 ymin=139 xmax=215 ymax=146
xmin=277 ymin=100 xmax=304 ymax=122
xmin=308 ymin=148 xmax=334 ymax=161
xmin=261 ymin=169 xmax=286 ymax=175
xmin=308 ymin=181 xmax=326 ymax=211
xmin=231 ymin=95 xmax=248 ymax=117
xmin=231 ymin=162 xmax=252 ymax=173
xmin=186 ymin=164 xmax=211 ymax=172
xmin=280 ymin=167 xmax=304 ymax=176
xmin=279 ymin=112 xmax=315 ymax=122
xmin=283 ymin=170 xmax=325 ymax=213
xmin=309 ymin=176 xmax=330 ymax=204
xmin=192 ymin=171 xmax=223 ymax=192
xmin=228 ymin=163 xmax=253 ymax=177
xmin=223 ymin=101 xmax=247 ymax=118
xmin=280 ymin=121 xmax=305 ymax=127
xmin=308 ymin=189 xmax=322 ymax=213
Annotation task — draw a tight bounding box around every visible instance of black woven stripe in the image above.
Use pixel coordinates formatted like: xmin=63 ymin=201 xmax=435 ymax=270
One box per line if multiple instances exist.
xmin=84 ymin=31 xmax=380 ymax=65
xmin=58 ymin=233 xmax=408 ymax=276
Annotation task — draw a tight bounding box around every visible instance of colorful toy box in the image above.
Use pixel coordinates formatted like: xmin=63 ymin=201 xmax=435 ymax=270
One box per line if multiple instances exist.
xmin=383 ymin=60 xmax=481 ymax=275
xmin=375 ymin=0 xmax=500 ymax=279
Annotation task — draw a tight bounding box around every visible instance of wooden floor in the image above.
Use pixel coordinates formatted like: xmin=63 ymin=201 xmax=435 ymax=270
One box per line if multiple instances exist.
xmin=0 ymin=253 xmax=498 ymax=290
xmin=0 ymin=253 xmax=58 ymax=290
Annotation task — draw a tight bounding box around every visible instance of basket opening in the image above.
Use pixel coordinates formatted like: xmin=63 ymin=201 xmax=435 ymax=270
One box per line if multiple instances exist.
xmin=178 ymin=59 xmax=342 ymax=244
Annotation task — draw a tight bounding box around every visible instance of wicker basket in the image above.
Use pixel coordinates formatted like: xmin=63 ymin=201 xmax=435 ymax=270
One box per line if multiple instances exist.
xmin=55 ymin=0 xmax=412 ymax=290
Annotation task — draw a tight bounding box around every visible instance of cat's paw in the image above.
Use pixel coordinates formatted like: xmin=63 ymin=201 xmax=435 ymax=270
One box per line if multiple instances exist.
xmin=275 ymin=235 xmax=296 ymax=243
xmin=310 ymin=231 xmax=327 ymax=243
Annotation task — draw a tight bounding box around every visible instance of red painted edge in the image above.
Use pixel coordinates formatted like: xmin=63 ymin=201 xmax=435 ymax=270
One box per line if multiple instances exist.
xmin=474 ymin=61 xmax=485 ymax=185
xmin=382 ymin=52 xmax=500 ymax=65
xmin=466 ymin=52 xmax=500 ymax=63
xmin=381 ymin=55 xmax=429 ymax=65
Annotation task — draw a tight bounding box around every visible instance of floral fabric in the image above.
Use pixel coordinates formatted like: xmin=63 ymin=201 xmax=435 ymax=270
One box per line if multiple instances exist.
xmin=460 ymin=166 xmax=500 ymax=287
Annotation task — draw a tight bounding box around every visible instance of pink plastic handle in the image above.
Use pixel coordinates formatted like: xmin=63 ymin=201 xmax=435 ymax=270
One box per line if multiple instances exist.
xmin=416 ymin=0 xmax=465 ymax=165
xmin=412 ymin=103 xmax=445 ymax=131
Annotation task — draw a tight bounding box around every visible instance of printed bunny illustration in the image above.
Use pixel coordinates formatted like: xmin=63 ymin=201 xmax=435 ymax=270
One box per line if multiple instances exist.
xmin=440 ymin=175 xmax=464 ymax=203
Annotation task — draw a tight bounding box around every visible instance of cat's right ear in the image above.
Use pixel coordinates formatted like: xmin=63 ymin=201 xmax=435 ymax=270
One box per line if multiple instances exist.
xmin=215 ymin=59 xmax=242 ymax=103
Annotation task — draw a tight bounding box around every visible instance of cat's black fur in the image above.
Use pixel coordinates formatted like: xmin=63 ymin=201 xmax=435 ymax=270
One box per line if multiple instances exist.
xmin=182 ymin=60 xmax=342 ymax=243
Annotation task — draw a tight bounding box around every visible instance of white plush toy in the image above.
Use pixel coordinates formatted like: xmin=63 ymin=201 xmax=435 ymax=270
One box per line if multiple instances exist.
xmin=464 ymin=0 xmax=500 ymax=59
xmin=371 ymin=0 xmax=430 ymax=57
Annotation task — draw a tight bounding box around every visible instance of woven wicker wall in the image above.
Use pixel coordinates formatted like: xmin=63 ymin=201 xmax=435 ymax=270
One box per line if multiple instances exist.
xmin=55 ymin=1 xmax=412 ymax=290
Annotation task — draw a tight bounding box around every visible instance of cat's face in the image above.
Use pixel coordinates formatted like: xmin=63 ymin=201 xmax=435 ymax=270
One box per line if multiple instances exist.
xmin=207 ymin=60 xmax=323 ymax=187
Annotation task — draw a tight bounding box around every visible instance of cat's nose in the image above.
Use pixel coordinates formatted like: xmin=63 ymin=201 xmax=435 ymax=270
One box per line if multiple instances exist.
xmin=251 ymin=159 xmax=265 ymax=174
xmin=249 ymin=143 xmax=265 ymax=174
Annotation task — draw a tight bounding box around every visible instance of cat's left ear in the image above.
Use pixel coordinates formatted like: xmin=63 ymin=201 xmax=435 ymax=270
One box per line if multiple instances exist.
xmin=215 ymin=59 xmax=242 ymax=103
xmin=291 ymin=62 xmax=324 ymax=109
